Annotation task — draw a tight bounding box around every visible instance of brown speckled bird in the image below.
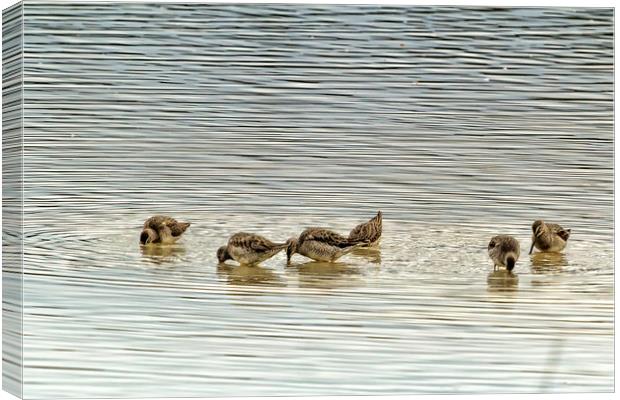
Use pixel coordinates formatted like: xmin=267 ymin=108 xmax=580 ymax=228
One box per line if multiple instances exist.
xmin=217 ymin=232 xmax=288 ymax=266
xmin=529 ymin=220 xmax=571 ymax=254
xmin=348 ymin=211 xmax=382 ymax=246
xmin=488 ymin=234 xmax=520 ymax=272
xmin=286 ymin=227 xmax=365 ymax=264
xmin=139 ymin=215 xmax=191 ymax=245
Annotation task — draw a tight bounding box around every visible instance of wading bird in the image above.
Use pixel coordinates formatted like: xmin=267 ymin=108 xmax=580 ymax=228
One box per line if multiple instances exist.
xmin=287 ymin=227 xmax=365 ymax=263
xmin=529 ymin=220 xmax=571 ymax=254
xmin=488 ymin=234 xmax=520 ymax=272
xmin=217 ymin=232 xmax=288 ymax=266
xmin=140 ymin=215 xmax=190 ymax=245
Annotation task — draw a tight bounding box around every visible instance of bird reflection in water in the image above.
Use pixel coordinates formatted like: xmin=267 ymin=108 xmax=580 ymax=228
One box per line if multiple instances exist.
xmin=486 ymin=269 xmax=519 ymax=293
xmin=216 ymin=264 xmax=285 ymax=288
xmin=530 ymin=252 xmax=568 ymax=274
xmin=140 ymin=244 xmax=186 ymax=265
xmin=286 ymin=261 xmax=364 ymax=290
xmin=529 ymin=252 xmax=568 ymax=288
xmin=351 ymin=247 xmax=382 ymax=264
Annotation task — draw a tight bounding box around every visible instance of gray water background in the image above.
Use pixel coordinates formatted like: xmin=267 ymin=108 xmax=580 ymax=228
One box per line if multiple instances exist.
xmin=15 ymin=3 xmax=615 ymax=398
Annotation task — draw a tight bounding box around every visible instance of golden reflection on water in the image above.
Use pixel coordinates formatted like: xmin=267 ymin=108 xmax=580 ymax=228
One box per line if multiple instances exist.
xmin=140 ymin=244 xmax=186 ymax=265
xmin=286 ymin=261 xmax=365 ymax=290
xmin=529 ymin=252 xmax=568 ymax=287
xmin=486 ymin=270 xmax=519 ymax=293
xmin=351 ymin=247 xmax=382 ymax=264
xmin=530 ymin=252 xmax=568 ymax=273
xmin=216 ymin=263 xmax=285 ymax=287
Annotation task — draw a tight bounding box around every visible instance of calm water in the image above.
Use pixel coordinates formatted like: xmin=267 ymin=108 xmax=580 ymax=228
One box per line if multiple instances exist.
xmin=15 ymin=3 xmax=615 ymax=398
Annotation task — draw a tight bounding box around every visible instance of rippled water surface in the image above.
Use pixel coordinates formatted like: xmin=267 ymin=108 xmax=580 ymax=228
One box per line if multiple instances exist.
xmin=16 ymin=3 xmax=614 ymax=398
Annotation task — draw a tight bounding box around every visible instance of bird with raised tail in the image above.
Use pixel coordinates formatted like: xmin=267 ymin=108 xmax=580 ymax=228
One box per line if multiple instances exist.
xmin=287 ymin=227 xmax=365 ymax=264
xmin=529 ymin=220 xmax=571 ymax=254
xmin=139 ymin=215 xmax=191 ymax=245
xmin=488 ymin=235 xmax=520 ymax=272
xmin=348 ymin=211 xmax=382 ymax=246
xmin=217 ymin=232 xmax=288 ymax=266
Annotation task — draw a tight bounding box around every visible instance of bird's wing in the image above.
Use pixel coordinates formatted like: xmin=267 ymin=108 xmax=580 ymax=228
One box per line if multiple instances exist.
xmin=303 ymin=228 xmax=353 ymax=248
xmin=348 ymin=212 xmax=382 ymax=243
xmin=547 ymin=223 xmax=571 ymax=241
xmin=144 ymin=215 xmax=177 ymax=229
xmin=348 ymin=222 xmax=367 ymax=241
xmin=229 ymin=232 xmax=275 ymax=253
xmin=169 ymin=221 xmax=190 ymax=236
xmin=547 ymin=223 xmax=570 ymax=240
xmin=144 ymin=216 xmax=189 ymax=236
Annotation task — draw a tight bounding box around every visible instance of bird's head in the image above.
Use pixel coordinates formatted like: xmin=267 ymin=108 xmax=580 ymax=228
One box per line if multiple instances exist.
xmin=140 ymin=228 xmax=158 ymax=245
xmin=217 ymin=246 xmax=232 ymax=263
xmin=285 ymin=237 xmax=299 ymax=265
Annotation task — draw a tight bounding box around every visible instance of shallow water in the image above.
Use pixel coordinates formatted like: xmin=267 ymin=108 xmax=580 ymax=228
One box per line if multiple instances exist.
xmin=13 ymin=3 xmax=614 ymax=398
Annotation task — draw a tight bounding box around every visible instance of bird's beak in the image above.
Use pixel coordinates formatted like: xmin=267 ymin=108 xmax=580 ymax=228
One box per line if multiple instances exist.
xmin=286 ymin=247 xmax=292 ymax=265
